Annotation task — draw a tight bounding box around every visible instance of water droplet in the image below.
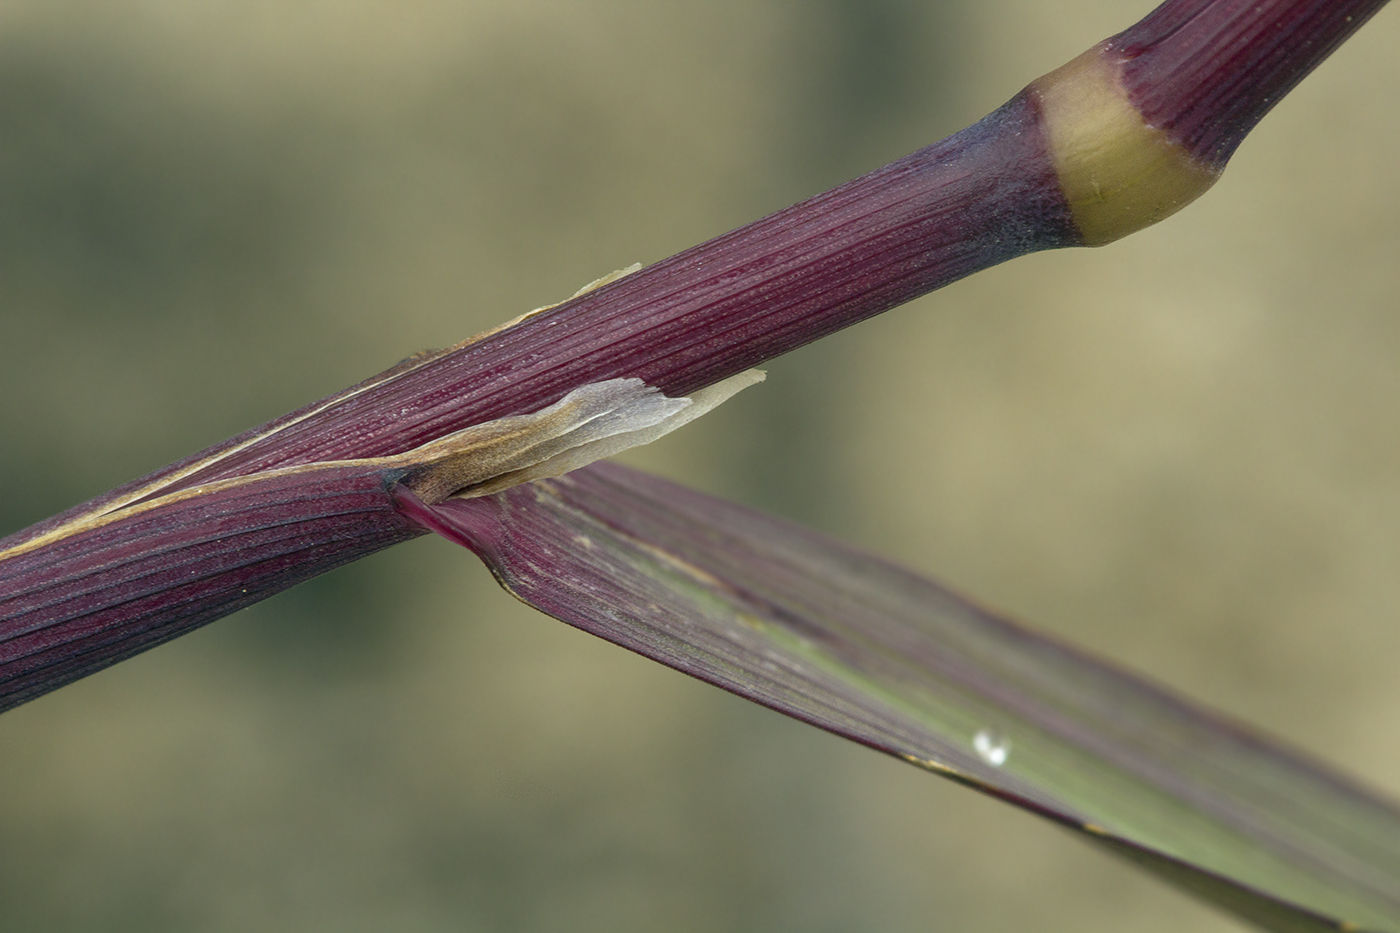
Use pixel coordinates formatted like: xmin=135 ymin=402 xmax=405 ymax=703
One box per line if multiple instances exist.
xmin=973 ymin=728 xmax=1010 ymax=767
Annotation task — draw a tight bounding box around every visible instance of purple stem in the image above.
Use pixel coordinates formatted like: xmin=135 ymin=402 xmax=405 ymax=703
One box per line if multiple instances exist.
xmin=152 ymin=92 xmax=1074 ymax=491
xmin=1 ymin=0 xmax=1389 ymax=711
xmin=0 ymin=467 xmax=420 ymax=711
xmin=0 ymin=83 xmax=1073 ymax=713
xmin=1112 ymin=0 xmax=1390 ymax=164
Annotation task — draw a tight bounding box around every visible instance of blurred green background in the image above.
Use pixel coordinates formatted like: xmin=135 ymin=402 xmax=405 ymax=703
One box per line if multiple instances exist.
xmin=1 ymin=1 xmax=1398 ymax=930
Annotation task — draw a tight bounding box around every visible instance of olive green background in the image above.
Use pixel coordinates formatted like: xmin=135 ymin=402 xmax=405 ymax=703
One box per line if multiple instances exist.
xmin=1 ymin=2 xmax=1397 ymax=930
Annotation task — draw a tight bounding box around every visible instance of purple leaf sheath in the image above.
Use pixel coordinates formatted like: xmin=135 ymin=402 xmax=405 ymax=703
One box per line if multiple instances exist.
xmin=0 ymin=0 xmax=1389 ymax=730
xmin=0 ymin=87 xmax=1076 ymax=710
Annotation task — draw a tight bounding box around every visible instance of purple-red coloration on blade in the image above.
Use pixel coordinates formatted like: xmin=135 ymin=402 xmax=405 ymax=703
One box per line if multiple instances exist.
xmin=400 ymin=464 xmax=1400 ymax=931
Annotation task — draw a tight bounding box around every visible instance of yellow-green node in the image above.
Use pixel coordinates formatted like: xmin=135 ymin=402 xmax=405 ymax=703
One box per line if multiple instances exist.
xmin=1032 ymin=46 xmax=1221 ymax=247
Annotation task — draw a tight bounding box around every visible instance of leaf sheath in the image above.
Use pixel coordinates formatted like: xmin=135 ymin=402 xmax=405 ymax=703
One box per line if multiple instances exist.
xmin=0 ymin=466 xmax=421 ymax=711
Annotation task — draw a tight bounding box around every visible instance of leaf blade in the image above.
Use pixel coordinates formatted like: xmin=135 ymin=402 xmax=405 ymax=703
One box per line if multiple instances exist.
xmin=402 ymin=463 xmax=1400 ymax=932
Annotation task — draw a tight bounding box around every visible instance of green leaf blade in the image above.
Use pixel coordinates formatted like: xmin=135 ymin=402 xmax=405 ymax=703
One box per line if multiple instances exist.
xmin=401 ymin=463 xmax=1400 ymax=931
